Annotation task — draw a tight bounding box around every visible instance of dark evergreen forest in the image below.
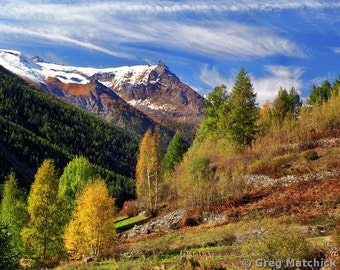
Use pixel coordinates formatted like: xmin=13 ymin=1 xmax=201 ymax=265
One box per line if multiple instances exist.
xmin=0 ymin=66 xmax=139 ymax=205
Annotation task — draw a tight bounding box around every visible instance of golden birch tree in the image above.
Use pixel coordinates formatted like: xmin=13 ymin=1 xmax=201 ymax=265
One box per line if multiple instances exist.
xmin=136 ymin=128 xmax=163 ymax=214
xmin=64 ymin=179 xmax=116 ymax=260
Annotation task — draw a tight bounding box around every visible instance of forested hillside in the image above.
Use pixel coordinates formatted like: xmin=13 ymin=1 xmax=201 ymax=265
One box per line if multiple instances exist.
xmin=0 ymin=65 xmax=339 ymax=270
xmin=124 ymin=70 xmax=339 ymax=269
xmin=0 ymin=66 xmax=139 ymax=204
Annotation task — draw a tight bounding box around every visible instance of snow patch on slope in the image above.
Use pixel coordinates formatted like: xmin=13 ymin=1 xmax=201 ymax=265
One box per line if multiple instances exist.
xmin=128 ymin=99 xmax=170 ymax=111
xmin=0 ymin=49 xmax=157 ymax=87
xmin=0 ymin=49 xmax=43 ymax=83
xmin=108 ymin=65 xmax=157 ymax=88
xmin=37 ymin=62 xmax=157 ymax=86
xmin=37 ymin=62 xmax=91 ymax=84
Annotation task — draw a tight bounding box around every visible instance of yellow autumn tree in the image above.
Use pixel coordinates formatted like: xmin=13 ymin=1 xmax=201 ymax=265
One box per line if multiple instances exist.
xmin=136 ymin=128 xmax=163 ymax=214
xmin=21 ymin=159 xmax=65 ymax=266
xmin=257 ymin=101 xmax=272 ymax=137
xmin=64 ymin=179 xmax=116 ymax=260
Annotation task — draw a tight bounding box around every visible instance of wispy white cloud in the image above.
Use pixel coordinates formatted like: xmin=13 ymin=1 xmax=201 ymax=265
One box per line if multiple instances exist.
xmin=0 ymin=0 xmax=315 ymax=59
xmin=200 ymin=65 xmax=229 ymax=88
xmin=252 ymin=66 xmax=304 ymax=105
xmin=200 ymin=65 xmax=304 ymax=105
xmin=198 ymin=67 xmax=230 ymax=92
xmin=332 ymin=47 xmax=340 ymax=54
xmin=3 ymin=1 xmax=338 ymax=16
xmin=0 ymin=25 xmax=135 ymax=59
xmin=83 ymin=0 xmax=340 ymax=14
xmin=177 ymin=23 xmax=304 ymax=58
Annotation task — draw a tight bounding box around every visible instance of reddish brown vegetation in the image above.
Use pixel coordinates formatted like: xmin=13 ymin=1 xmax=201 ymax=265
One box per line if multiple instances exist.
xmin=119 ymin=200 xmax=140 ymax=217
xmin=224 ymin=178 xmax=340 ymax=221
xmin=46 ymin=77 xmax=92 ymax=96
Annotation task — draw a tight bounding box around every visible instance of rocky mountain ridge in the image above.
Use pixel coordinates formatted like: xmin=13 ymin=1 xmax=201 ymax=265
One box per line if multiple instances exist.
xmin=0 ymin=49 xmax=205 ymax=136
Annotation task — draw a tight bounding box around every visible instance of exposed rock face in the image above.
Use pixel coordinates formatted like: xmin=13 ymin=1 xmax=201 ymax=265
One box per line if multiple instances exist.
xmin=108 ymin=62 xmax=205 ymax=125
xmin=42 ymin=61 xmax=205 ymax=137
xmin=127 ymin=209 xmax=185 ymax=238
xmin=44 ymin=78 xmax=156 ymax=135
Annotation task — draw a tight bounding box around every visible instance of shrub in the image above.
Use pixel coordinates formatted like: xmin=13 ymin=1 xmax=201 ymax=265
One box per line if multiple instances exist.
xmin=243 ymin=221 xmax=311 ymax=269
xmin=119 ymin=200 xmax=140 ymax=217
xmin=332 ymin=218 xmax=340 ymax=244
xmin=177 ymin=252 xmax=226 ymax=270
xmin=304 ymin=150 xmax=319 ymax=161
xmin=305 ymin=247 xmax=327 ymax=268
xmin=249 ymin=154 xmax=296 ymax=178
xmin=181 ymin=208 xmax=202 ymax=227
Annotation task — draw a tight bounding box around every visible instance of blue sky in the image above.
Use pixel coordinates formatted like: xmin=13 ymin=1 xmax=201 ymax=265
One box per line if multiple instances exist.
xmin=0 ymin=0 xmax=339 ymax=104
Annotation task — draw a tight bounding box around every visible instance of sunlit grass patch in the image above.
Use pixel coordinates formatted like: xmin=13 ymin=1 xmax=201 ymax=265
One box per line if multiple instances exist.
xmin=114 ymin=215 xmax=149 ymax=232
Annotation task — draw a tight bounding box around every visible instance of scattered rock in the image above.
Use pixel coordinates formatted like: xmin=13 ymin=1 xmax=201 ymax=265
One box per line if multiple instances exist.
xmin=138 ymin=210 xmax=146 ymax=216
xmin=297 ymin=225 xmax=336 ymax=237
xmin=128 ymin=209 xmax=185 ymax=238
xmin=83 ymin=257 xmax=93 ymax=263
xmin=245 ymin=169 xmax=340 ymax=188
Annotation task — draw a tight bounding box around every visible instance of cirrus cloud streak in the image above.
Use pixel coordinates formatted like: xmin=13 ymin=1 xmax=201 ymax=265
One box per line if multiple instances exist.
xmin=0 ymin=1 xmax=313 ymax=60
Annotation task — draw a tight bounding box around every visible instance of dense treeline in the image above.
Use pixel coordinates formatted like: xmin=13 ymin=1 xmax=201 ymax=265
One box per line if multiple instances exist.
xmin=171 ymin=72 xmax=340 ymax=214
xmin=133 ymin=69 xmax=340 ymax=217
xmin=0 ymin=66 xmax=139 ymax=204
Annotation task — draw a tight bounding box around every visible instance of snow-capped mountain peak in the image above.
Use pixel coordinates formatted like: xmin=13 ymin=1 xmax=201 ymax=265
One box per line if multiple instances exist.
xmin=0 ymin=49 xmax=158 ymax=86
xmin=0 ymin=49 xmax=43 ymax=83
xmin=0 ymin=49 xmax=205 ymax=128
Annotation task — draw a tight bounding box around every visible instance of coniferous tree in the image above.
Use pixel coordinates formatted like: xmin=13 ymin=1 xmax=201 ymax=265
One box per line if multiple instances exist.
xmin=0 ymin=221 xmax=19 ymax=270
xmin=199 ymin=84 xmax=229 ymax=138
xmin=64 ymin=179 xmax=115 ymax=260
xmin=0 ymin=172 xmax=28 ymax=256
xmin=220 ymin=68 xmax=259 ymax=148
xmin=21 ymin=159 xmax=64 ymax=265
xmin=308 ymin=80 xmax=332 ymax=106
xmin=271 ymin=87 xmax=301 ymax=126
xmin=136 ymin=128 xmax=163 ymax=214
xmin=288 ymin=87 xmax=302 ymax=115
xmin=163 ymin=131 xmax=187 ymax=174
xmin=332 ymin=76 xmax=340 ymax=97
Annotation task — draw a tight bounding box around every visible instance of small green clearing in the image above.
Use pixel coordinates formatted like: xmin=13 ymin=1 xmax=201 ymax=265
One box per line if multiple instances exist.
xmin=114 ymin=215 xmax=149 ymax=232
